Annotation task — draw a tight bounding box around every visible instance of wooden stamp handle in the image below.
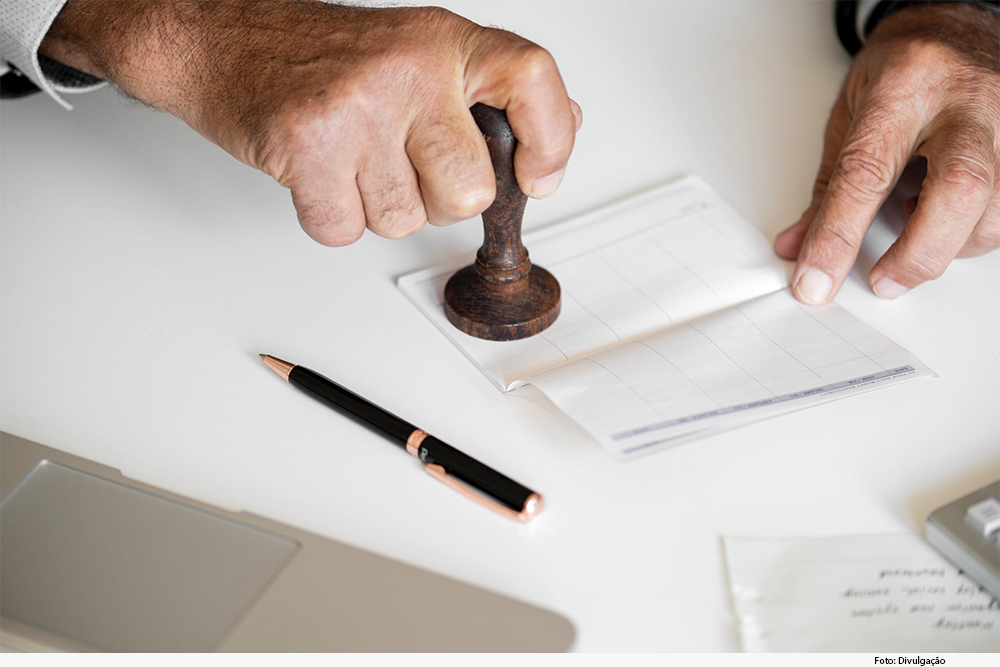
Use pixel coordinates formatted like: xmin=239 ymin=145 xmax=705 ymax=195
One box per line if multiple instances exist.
xmin=470 ymin=103 xmax=531 ymax=284
xmin=442 ymin=104 xmax=561 ymax=341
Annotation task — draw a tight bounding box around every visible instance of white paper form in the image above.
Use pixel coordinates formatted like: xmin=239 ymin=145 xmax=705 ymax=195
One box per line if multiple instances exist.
xmin=723 ymin=534 xmax=1000 ymax=652
xmin=399 ymin=176 xmax=789 ymax=391
xmin=398 ymin=176 xmax=934 ymax=459
xmin=529 ymin=289 xmax=929 ymax=456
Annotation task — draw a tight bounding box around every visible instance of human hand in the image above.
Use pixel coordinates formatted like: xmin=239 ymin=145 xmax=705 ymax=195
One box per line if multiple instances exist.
xmin=40 ymin=0 xmax=582 ymax=245
xmin=774 ymin=3 xmax=999 ymax=303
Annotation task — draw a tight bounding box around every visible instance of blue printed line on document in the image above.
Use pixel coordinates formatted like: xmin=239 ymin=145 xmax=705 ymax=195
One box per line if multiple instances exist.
xmin=612 ymin=365 xmax=916 ymax=446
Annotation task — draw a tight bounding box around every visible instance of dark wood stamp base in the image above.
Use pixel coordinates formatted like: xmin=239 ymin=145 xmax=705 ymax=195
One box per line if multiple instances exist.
xmin=444 ymin=264 xmax=560 ymax=341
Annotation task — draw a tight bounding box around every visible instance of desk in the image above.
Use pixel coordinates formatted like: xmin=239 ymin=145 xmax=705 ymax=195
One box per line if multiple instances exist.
xmin=1 ymin=1 xmax=997 ymax=651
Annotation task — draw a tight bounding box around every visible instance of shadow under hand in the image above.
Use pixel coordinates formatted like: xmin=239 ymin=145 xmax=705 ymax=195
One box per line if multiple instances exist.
xmin=850 ymin=158 xmax=927 ymax=284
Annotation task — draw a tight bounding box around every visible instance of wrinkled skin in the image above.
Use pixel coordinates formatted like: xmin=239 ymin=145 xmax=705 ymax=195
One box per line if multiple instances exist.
xmin=775 ymin=3 xmax=999 ymax=303
xmin=41 ymin=0 xmax=583 ymax=246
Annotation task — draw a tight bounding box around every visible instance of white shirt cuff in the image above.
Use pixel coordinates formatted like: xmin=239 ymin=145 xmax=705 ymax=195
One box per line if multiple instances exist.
xmin=0 ymin=0 xmax=106 ymax=110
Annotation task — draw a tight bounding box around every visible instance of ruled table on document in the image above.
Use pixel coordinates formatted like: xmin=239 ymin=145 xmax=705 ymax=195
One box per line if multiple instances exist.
xmin=399 ymin=176 xmax=933 ymax=459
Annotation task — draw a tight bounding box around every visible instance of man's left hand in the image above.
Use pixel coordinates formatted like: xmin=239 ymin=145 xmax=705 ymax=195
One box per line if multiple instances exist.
xmin=775 ymin=3 xmax=1000 ymax=304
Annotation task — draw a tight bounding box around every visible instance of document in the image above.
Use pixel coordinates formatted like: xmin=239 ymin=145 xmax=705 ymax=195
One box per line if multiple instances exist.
xmin=398 ymin=176 xmax=934 ymax=459
xmin=723 ymin=534 xmax=1000 ymax=652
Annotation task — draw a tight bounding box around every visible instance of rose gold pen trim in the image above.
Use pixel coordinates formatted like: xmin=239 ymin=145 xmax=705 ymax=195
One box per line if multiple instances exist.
xmin=521 ymin=493 xmax=545 ymax=520
xmin=261 ymin=354 xmax=296 ymax=382
xmin=406 ymin=429 xmax=428 ymax=457
xmin=423 ymin=464 xmax=543 ymax=523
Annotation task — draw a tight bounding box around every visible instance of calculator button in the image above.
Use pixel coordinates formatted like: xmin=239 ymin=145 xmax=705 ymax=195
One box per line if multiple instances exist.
xmin=966 ymin=497 xmax=1000 ymax=536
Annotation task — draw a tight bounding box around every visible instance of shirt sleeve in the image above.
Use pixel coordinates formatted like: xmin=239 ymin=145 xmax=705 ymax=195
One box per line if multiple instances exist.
xmin=835 ymin=0 xmax=1000 ymax=56
xmin=0 ymin=0 xmax=105 ymax=109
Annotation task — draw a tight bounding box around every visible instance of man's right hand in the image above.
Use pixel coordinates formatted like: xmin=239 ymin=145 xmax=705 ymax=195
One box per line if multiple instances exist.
xmin=40 ymin=0 xmax=582 ymax=245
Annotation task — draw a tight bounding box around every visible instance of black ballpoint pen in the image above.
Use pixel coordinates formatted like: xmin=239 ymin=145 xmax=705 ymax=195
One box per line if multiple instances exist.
xmin=260 ymin=354 xmax=543 ymax=522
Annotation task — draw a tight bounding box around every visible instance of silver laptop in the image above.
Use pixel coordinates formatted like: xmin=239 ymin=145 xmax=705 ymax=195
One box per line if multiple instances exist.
xmin=0 ymin=431 xmax=574 ymax=652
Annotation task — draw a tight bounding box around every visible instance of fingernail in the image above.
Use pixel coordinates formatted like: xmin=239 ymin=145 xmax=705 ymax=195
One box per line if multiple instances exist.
xmin=795 ymin=268 xmax=833 ymax=305
xmin=872 ymin=277 xmax=909 ymax=299
xmin=530 ymin=169 xmax=564 ymax=198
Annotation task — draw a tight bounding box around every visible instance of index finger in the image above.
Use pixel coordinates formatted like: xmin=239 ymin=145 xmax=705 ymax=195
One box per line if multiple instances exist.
xmin=792 ymin=96 xmax=922 ymax=304
xmin=465 ymin=31 xmax=579 ymax=199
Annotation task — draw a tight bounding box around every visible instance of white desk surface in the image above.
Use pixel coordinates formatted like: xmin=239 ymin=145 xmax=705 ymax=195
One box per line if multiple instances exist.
xmin=2 ymin=1 xmax=997 ymax=652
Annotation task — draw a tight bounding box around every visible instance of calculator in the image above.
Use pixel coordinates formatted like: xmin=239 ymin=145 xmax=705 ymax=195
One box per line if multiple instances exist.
xmin=926 ymin=481 xmax=1000 ymax=599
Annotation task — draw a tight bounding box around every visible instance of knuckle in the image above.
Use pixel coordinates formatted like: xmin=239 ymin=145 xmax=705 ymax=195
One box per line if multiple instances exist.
xmin=412 ymin=127 xmax=475 ymax=170
xmin=360 ymin=47 xmax=426 ymax=95
xmin=263 ymin=86 xmax=375 ymax=187
xmin=273 ymin=77 xmax=372 ymax=141
xmin=529 ymin=127 xmax=576 ymax=167
xmin=361 ymin=180 xmax=426 ymax=238
xmin=410 ymin=128 xmax=496 ymax=221
xmin=958 ymin=77 xmax=1000 ymax=115
xmin=433 ymin=185 xmax=495 ymax=224
xmin=259 ymin=123 xmax=318 ymax=188
xmin=905 ymin=39 xmax=951 ymax=67
xmin=325 ymin=76 xmax=377 ymax=117
xmin=266 ymin=119 xmax=330 ymax=180
xmin=939 ymin=157 xmax=994 ymax=203
xmin=414 ymin=5 xmax=460 ymax=27
xmin=814 ymin=220 xmax=863 ymax=255
xmin=513 ymin=43 xmax=559 ymax=84
xmin=933 ymin=115 xmax=997 ymax=202
xmin=885 ymin=38 xmax=956 ymax=81
xmin=835 ymin=147 xmax=896 ymax=199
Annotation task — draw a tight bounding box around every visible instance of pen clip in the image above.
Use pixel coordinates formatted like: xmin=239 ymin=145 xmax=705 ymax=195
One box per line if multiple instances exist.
xmin=423 ymin=464 xmax=543 ymax=523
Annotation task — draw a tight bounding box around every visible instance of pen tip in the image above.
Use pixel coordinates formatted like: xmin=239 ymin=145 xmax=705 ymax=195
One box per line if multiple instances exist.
xmin=259 ymin=353 xmax=267 ymax=359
